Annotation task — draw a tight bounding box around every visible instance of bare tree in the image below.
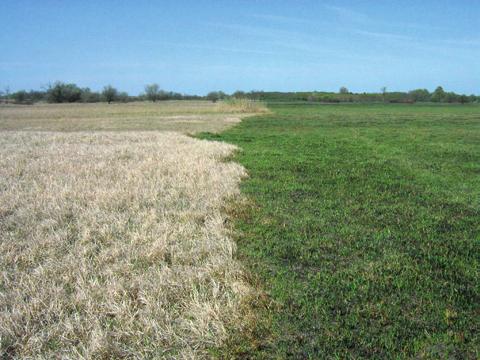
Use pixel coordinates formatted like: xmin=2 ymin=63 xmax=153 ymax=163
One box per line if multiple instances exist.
xmin=4 ymin=86 xmax=10 ymax=104
xmin=102 ymin=85 xmax=118 ymax=104
xmin=145 ymin=83 xmax=161 ymax=102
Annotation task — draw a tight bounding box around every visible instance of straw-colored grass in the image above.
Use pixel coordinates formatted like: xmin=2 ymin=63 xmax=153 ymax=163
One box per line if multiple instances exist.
xmin=0 ymin=100 xmax=266 ymax=133
xmin=217 ymin=99 xmax=269 ymax=114
xmin=0 ymin=131 xmax=254 ymax=358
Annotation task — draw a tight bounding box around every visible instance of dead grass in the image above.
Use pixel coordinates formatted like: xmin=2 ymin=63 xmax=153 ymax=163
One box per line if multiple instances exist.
xmin=217 ymin=99 xmax=269 ymax=114
xmin=0 ymin=131 xmax=254 ymax=358
xmin=0 ymin=100 xmax=266 ymax=133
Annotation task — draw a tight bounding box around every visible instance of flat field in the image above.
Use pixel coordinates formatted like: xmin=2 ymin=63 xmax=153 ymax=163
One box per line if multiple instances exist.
xmin=2 ymin=101 xmax=479 ymax=358
xmin=0 ymin=100 xmax=264 ymax=133
xmin=0 ymin=101 xmax=264 ymax=358
xmin=202 ymin=103 xmax=480 ymax=358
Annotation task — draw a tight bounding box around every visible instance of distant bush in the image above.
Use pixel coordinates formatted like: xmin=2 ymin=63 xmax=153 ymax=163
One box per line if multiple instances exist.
xmin=207 ymin=91 xmax=227 ymax=103
xmin=80 ymin=88 xmax=101 ymax=103
xmin=409 ymin=89 xmax=430 ymax=102
xmin=233 ymin=90 xmax=246 ymax=99
xmin=47 ymin=82 xmax=82 ymax=103
xmin=117 ymin=92 xmax=130 ymax=103
xmin=12 ymin=90 xmax=28 ymax=104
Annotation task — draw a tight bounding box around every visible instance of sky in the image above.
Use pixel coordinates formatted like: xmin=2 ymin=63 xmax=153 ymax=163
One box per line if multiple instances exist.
xmin=1 ymin=0 xmax=479 ymax=95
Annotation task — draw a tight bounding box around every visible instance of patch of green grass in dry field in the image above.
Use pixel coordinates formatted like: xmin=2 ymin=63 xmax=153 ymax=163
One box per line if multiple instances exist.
xmin=201 ymin=103 xmax=480 ymax=358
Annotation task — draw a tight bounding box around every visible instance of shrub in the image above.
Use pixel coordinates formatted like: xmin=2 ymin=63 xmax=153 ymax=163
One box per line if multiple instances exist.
xmin=12 ymin=90 xmax=28 ymax=104
xmin=207 ymin=91 xmax=227 ymax=103
xmin=46 ymin=82 xmax=82 ymax=103
xmin=117 ymin=91 xmax=130 ymax=103
xmin=80 ymin=88 xmax=101 ymax=103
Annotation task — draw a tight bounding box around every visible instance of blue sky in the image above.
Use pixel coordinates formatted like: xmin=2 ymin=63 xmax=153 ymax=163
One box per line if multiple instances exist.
xmin=1 ymin=0 xmax=479 ymax=95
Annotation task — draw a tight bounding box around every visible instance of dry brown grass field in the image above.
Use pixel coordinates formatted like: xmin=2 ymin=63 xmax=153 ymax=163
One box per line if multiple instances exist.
xmin=0 ymin=101 xmax=265 ymax=358
xmin=0 ymin=100 xmax=267 ymax=132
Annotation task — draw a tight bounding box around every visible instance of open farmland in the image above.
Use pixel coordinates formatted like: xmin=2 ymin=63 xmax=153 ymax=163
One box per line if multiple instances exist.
xmin=202 ymin=103 xmax=480 ymax=358
xmin=1 ymin=101 xmax=479 ymax=358
xmin=0 ymin=100 xmax=265 ymax=133
xmin=0 ymin=101 xmax=265 ymax=358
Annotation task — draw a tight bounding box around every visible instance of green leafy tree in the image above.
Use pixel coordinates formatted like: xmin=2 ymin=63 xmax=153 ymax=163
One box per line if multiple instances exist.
xmin=46 ymin=82 xmax=82 ymax=103
xmin=206 ymin=91 xmax=226 ymax=103
xmin=431 ymin=86 xmax=446 ymax=102
xmin=408 ymin=89 xmax=430 ymax=102
xmin=444 ymin=92 xmax=459 ymax=103
xmin=339 ymin=86 xmax=349 ymax=94
xmin=459 ymin=95 xmax=469 ymax=104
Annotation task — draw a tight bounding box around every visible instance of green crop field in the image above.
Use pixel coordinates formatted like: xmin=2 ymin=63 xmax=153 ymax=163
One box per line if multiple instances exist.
xmin=202 ymin=103 xmax=480 ymax=358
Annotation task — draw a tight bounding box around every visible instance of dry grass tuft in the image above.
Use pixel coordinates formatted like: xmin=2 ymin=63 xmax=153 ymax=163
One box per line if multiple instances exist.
xmin=0 ymin=131 xmax=253 ymax=358
xmin=217 ymin=99 xmax=269 ymax=114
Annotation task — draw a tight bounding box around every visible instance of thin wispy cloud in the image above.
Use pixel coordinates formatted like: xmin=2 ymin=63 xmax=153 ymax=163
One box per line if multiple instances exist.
xmin=324 ymin=4 xmax=369 ymax=23
xmin=204 ymin=22 xmax=319 ymax=44
xmin=354 ymin=30 xmax=414 ymax=41
xmin=324 ymin=4 xmax=442 ymax=32
xmin=440 ymin=38 xmax=480 ymax=47
xmin=251 ymin=14 xmax=317 ymax=26
xmin=259 ymin=39 xmax=394 ymax=63
xmin=202 ymin=22 xmax=425 ymax=63
xmin=354 ymin=29 xmax=480 ymax=53
xmin=158 ymin=40 xmax=278 ymax=56
xmin=388 ymin=20 xmax=445 ymax=31
xmin=324 ymin=5 xmax=443 ymax=36
xmin=205 ymin=22 xmax=294 ymax=39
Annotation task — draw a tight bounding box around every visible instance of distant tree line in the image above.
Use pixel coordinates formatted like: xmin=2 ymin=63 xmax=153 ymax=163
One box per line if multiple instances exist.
xmin=232 ymin=86 xmax=479 ymax=104
xmin=1 ymin=82 xmax=478 ymax=105
xmin=0 ymin=82 xmax=202 ymax=105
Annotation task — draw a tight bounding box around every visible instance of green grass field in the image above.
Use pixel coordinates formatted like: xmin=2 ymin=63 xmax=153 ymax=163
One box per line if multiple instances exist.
xmin=202 ymin=103 xmax=480 ymax=358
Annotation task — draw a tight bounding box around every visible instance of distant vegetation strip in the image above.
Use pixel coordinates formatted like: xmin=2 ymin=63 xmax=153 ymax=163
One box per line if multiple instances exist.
xmin=1 ymin=81 xmax=478 ymax=105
